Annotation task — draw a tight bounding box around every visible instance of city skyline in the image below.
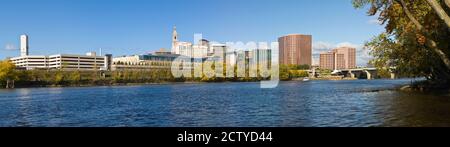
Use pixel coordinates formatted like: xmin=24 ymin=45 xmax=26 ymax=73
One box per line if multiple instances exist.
xmin=0 ymin=0 xmax=383 ymax=66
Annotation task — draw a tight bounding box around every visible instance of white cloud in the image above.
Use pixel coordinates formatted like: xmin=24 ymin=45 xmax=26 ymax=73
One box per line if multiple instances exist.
xmin=313 ymin=41 xmax=334 ymax=50
xmin=336 ymin=42 xmax=362 ymax=49
xmin=358 ymin=47 xmax=372 ymax=66
xmin=368 ymin=18 xmax=382 ymax=25
xmin=312 ymin=41 xmax=333 ymax=55
xmin=312 ymin=42 xmax=334 ymax=65
xmin=5 ymin=44 xmax=18 ymax=50
xmin=312 ymin=41 xmax=372 ymax=66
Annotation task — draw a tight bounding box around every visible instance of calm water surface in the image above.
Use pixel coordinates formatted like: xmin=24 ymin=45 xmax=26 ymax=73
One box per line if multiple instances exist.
xmin=1 ymin=79 xmax=450 ymax=127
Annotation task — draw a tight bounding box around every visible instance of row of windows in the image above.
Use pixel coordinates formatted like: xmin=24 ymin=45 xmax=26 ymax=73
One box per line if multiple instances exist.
xmin=51 ymin=60 xmax=104 ymax=62
xmin=18 ymin=64 xmax=47 ymax=67
xmin=57 ymin=67 xmax=102 ymax=69
xmin=49 ymin=57 xmax=104 ymax=60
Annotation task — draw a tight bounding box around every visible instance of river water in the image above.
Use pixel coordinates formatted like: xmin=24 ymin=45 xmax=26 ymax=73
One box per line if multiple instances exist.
xmin=1 ymin=79 xmax=450 ymax=127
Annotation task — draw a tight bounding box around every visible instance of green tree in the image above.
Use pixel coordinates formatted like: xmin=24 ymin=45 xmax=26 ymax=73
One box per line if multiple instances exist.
xmin=297 ymin=64 xmax=311 ymax=70
xmin=296 ymin=70 xmax=310 ymax=78
xmin=54 ymin=70 xmax=64 ymax=85
xmin=0 ymin=60 xmax=18 ymax=88
xmin=353 ymin=0 xmax=450 ymax=84
xmin=279 ymin=65 xmax=291 ymax=81
xmin=68 ymin=70 xmax=81 ymax=85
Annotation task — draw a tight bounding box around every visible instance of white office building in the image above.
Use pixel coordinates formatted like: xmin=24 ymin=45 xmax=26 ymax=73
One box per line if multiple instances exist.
xmin=11 ymin=55 xmax=49 ymax=69
xmin=10 ymin=35 xmax=111 ymax=71
xmin=176 ymin=42 xmax=193 ymax=57
xmin=192 ymin=44 xmax=208 ymax=58
xmin=11 ymin=52 xmax=110 ymax=71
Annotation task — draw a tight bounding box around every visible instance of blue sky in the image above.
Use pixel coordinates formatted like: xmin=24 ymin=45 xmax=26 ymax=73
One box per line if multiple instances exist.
xmin=0 ymin=0 xmax=383 ymax=65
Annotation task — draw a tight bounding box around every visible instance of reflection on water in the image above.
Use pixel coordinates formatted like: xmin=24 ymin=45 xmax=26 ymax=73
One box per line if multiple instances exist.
xmin=0 ymin=79 xmax=449 ymax=127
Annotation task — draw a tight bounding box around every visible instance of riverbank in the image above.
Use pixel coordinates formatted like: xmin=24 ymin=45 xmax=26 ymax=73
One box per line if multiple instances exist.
xmin=400 ymin=80 xmax=450 ymax=93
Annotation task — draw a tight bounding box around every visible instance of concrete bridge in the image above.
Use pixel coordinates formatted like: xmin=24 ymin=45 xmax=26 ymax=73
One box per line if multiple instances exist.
xmin=337 ymin=67 xmax=397 ymax=80
xmin=309 ymin=67 xmax=397 ymax=80
xmin=339 ymin=68 xmax=378 ymax=80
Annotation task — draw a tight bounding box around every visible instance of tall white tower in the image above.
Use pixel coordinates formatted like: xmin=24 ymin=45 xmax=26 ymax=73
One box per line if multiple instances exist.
xmin=20 ymin=34 xmax=29 ymax=57
xmin=171 ymin=26 xmax=178 ymax=54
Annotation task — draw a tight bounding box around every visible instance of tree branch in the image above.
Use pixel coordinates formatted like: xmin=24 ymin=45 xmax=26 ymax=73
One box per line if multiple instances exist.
xmin=426 ymin=0 xmax=450 ymax=28
xmin=395 ymin=0 xmax=424 ymax=30
xmin=395 ymin=0 xmax=450 ymax=70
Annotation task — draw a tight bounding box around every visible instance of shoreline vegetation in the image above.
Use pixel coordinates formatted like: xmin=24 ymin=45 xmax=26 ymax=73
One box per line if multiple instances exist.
xmin=1 ymin=62 xmax=316 ymax=89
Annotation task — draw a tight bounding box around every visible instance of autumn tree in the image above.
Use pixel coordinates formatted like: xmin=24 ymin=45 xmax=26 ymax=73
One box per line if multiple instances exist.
xmin=68 ymin=70 xmax=81 ymax=85
xmin=353 ymin=0 xmax=450 ymax=83
xmin=0 ymin=60 xmax=18 ymax=88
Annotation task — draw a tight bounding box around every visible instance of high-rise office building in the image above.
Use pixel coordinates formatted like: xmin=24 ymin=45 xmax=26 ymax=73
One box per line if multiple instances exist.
xmin=20 ymin=34 xmax=29 ymax=57
xmin=320 ymin=52 xmax=335 ymax=70
xmin=333 ymin=47 xmax=356 ymax=69
xmin=177 ymin=42 xmax=193 ymax=57
xmin=252 ymin=49 xmax=272 ymax=71
xmin=335 ymin=53 xmax=345 ymax=70
xmin=278 ymin=34 xmax=312 ymax=66
xmin=192 ymin=44 xmax=208 ymax=58
xmin=319 ymin=47 xmax=356 ymax=70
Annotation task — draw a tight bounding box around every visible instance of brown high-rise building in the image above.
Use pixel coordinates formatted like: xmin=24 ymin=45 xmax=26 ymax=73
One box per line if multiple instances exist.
xmin=320 ymin=52 xmax=335 ymax=70
xmin=319 ymin=47 xmax=356 ymax=70
xmin=278 ymin=34 xmax=312 ymax=66
xmin=333 ymin=47 xmax=356 ymax=69
xmin=335 ymin=53 xmax=346 ymax=70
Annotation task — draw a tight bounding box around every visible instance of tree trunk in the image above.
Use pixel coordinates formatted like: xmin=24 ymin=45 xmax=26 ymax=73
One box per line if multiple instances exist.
xmin=426 ymin=0 xmax=450 ymax=28
xmin=429 ymin=40 xmax=450 ymax=72
xmin=445 ymin=0 xmax=450 ymax=9
xmin=432 ymin=64 xmax=450 ymax=81
xmin=6 ymin=80 xmax=10 ymax=89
